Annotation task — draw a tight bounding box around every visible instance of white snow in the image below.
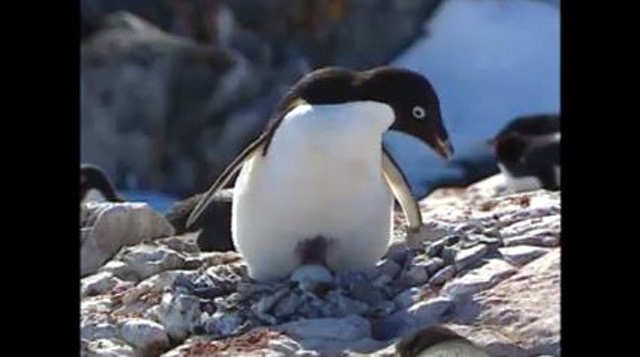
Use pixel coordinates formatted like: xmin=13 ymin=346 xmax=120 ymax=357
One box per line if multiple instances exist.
xmin=385 ymin=0 xmax=560 ymax=197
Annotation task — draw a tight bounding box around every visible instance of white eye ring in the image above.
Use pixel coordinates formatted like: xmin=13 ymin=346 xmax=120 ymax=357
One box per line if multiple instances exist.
xmin=412 ymin=106 xmax=426 ymax=119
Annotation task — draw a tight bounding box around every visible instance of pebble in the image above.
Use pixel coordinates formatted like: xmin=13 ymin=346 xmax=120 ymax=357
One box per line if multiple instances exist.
xmin=454 ymin=244 xmax=489 ymax=271
xmin=429 ymin=265 xmax=456 ymax=285
xmin=277 ymin=315 xmax=371 ymax=341
xmin=120 ymin=318 xmax=170 ymax=352
xmin=423 ymin=257 xmax=446 ymax=276
xmin=499 ymin=245 xmax=549 ymax=266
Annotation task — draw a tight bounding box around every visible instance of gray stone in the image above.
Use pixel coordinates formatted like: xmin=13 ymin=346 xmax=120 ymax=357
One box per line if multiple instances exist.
xmin=442 ymin=246 xmax=458 ymax=265
xmin=429 ymin=265 xmax=456 ymax=285
xmin=119 ymin=244 xmax=186 ymax=280
xmin=499 ymin=245 xmax=549 ymax=266
xmin=204 ymin=311 xmax=245 ymax=337
xmin=120 ymin=318 xmax=170 ymax=353
xmin=290 ymin=265 xmax=333 ymax=292
xmin=81 ymin=271 xmax=121 ymax=297
xmin=349 ymin=281 xmax=387 ymax=305
xmin=445 ymin=250 xmax=560 ymax=356
xmin=326 ymin=290 xmax=370 ymax=316
xmin=374 ymin=297 xmax=454 ymax=340
xmin=371 ymin=301 xmax=397 ymax=316
xmin=252 ymin=287 xmax=289 ymax=316
xmin=81 ymin=316 xmax=119 ymax=341
xmin=454 ymin=244 xmax=489 ymax=271
xmin=375 ymin=259 xmax=402 ymax=279
xmin=372 ymin=273 xmax=393 ymax=288
xmin=400 ymin=265 xmax=429 ymax=286
xmin=444 ymin=259 xmax=517 ymax=303
xmin=83 ymin=338 xmax=135 ymax=356
xmin=393 ymin=287 xmax=421 ymax=309
xmin=277 ymin=315 xmax=371 ymax=341
xmin=273 ymin=292 xmax=302 ymax=318
xmin=156 ymin=293 xmax=202 ymax=341
xmin=81 ymin=202 xmax=175 ymax=276
xmin=503 ymin=234 xmax=559 ymax=247
xmin=98 ymin=260 xmax=137 ymax=281
xmin=423 ymin=257 xmax=446 ymax=275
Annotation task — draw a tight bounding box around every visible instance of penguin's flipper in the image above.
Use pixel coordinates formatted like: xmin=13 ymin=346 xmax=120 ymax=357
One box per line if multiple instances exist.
xmin=186 ymin=137 xmax=266 ymax=228
xmin=381 ymin=146 xmax=422 ymax=232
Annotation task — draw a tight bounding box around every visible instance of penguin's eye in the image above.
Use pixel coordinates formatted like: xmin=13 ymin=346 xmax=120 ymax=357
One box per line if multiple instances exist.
xmin=412 ymin=106 xmax=426 ymax=119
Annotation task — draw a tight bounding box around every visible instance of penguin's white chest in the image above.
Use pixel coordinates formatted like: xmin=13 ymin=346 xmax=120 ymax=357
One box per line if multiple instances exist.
xmin=232 ymin=102 xmax=396 ymax=280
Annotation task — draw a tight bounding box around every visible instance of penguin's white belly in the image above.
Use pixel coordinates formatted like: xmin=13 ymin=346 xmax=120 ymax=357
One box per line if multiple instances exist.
xmin=498 ymin=164 xmax=561 ymax=193
xmin=232 ymin=103 xmax=395 ymax=280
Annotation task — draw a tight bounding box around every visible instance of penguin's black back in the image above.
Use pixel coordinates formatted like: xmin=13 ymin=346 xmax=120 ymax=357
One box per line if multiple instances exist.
xmin=80 ymin=163 xmax=125 ymax=202
xmin=497 ymin=136 xmax=560 ymax=190
xmin=496 ymin=113 xmax=560 ymax=139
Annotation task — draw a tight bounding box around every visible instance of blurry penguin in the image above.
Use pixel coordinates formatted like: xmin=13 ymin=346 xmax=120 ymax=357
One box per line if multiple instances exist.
xmin=81 ymin=163 xmax=126 ymax=203
xmin=489 ymin=114 xmax=560 ymax=192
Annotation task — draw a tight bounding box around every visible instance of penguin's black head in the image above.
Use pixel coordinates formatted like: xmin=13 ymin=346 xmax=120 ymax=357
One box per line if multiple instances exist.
xmin=80 ymin=164 xmax=124 ymax=202
xmin=493 ymin=135 xmax=528 ymax=164
xmin=493 ymin=113 xmax=560 ymax=141
xmin=489 ymin=113 xmax=560 ymax=162
xmin=283 ymin=66 xmax=454 ymax=160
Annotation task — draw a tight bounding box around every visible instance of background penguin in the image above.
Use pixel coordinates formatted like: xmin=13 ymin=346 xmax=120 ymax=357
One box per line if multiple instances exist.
xmin=81 ymin=163 xmax=126 ymax=203
xmin=396 ymin=325 xmax=490 ymax=357
xmin=489 ymin=113 xmax=560 ymax=192
xmin=164 ymin=189 xmax=234 ymax=252
xmin=81 ymin=163 xmax=234 ymax=251
xmin=187 ymin=66 xmax=454 ymax=281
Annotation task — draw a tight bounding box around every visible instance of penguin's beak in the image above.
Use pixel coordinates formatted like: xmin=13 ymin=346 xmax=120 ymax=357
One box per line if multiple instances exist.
xmin=430 ymin=136 xmax=454 ymax=160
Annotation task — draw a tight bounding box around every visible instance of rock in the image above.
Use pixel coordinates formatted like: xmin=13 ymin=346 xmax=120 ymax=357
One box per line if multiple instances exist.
xmin=446 ymin=250 xmax=560 ymax=356
xmin=273 ymin=292 xmax=302 ymax=318
xmin=405 ymin=223 xmax=451 ymax=247
xmin=499 ymin=245 xmax=549 ymax=266
xmin=375 ymin=259 xmax=402 ymax=279
xmin=81 ymin=12 xmax=261 ymax=195
xmin=371 ymin=301 xmax=397 ymax=316
xmin=204 ymin=311 xmax=245 ymax=337
xmin=81 ymin=271 xmax=121 ymax=297
xmin=454 ymin=244 xmax=489 ymax=271
xmin=444 ymin=259 xmax=517 ymax=303
xmin=82 ymin=338 xmax=135 ymax=356
xmin=423 ymin=257 xmax=445 ymax=275
xmin=428 ymin=265 xmax=456 ymax=285
xmin=349 ymin=280 xmax=387 ymax=305
xmin=156 ymin=293 xmax=202 ymax=341
xmin=441 ymin=246 xmax=458 ymax=265
xmin=373 ymin=296 xmax=454 ymax=340
xmin=156 ymin=234 xmax=201 ymax=254
xmin=326 ymin=290 xmax=370 ymax=316
xmin=118 ymin=244 xmax=186 ymax=280
xmin=253 ymin=287 xmax=290 ymax=323
xmin=161 ymin=329 xmax=312 ymax=356
xmin=277 ymin=315 xmax=371 ymax=341
xmin=393 ymin=287 xmax=421 ymax=309
xmin=290 ymin=265 xmax=333 ymax=292
xmin=98 ymin=260 xmax=137 ymax=281
xmin=120 ymin=318 xmax=170 ymax=354
xmin=81 ymin=202 xmax=175 ymax=276
xmin=81 ymin=315 xmax=119 ymax=341
xmin=400 ymin=265 xmax=429 ymax=286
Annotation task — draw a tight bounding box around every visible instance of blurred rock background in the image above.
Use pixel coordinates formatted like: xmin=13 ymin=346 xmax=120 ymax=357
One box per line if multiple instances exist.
xmin=80 ymin=0 xmax=560 ymax=211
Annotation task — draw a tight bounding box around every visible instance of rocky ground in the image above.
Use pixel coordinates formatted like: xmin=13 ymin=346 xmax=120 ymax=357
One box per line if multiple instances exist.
xmin=80 ymin=174 xmax=560 ymax=356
